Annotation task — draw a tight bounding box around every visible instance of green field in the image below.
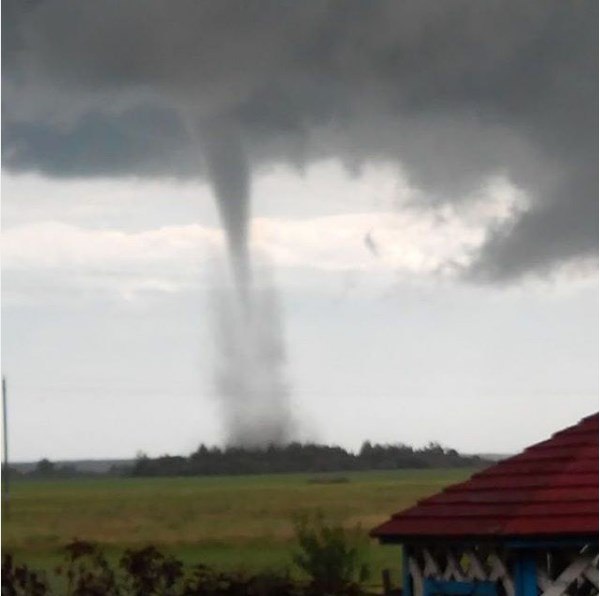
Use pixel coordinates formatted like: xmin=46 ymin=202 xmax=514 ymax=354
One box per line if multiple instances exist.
xmin=2 ymin=469 xmax=474 ymax=590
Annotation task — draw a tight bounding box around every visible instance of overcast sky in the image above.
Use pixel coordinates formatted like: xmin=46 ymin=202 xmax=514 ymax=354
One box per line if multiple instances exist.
xmin=2 ymin=1 xmax=598 ymax=461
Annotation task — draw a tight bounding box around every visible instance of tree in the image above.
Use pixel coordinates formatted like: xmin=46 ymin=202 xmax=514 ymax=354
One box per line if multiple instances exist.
xmin=35 ymin=458 xmax=55 ymax=477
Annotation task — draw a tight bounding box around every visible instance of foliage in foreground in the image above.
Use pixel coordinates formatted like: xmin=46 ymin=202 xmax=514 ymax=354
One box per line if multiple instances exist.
xmin=2 ymin=516 xmax=372 ymax=595
xmin=293 ymin=512 xmax=370 ymax=594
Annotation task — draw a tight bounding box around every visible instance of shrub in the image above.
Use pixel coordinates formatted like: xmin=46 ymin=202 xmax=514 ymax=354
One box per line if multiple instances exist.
xmin=1 ymin=554 xmax=49 ymax=596
xmin=120 ymin=545 xmax=184 ymax=595
xmin=60 ymin=539 xmax=120 ymax=595
xmin=292 ymin=512 xmax=370 ymax=595
xmin=2 ymin=532 xmax=372 ymax=595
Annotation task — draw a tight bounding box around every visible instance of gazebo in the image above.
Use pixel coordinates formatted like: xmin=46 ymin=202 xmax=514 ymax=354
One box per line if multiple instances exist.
xmin=371 ymin=413 xmax=599 ymax=596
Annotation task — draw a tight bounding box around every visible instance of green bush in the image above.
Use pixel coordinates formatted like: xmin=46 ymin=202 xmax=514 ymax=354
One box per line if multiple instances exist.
xmin=1 ymin=553 xmax=48 ymax=596
xmin=2 ymin=536 xmax=371 ymax=595
xmin=292 ymin=512 xmax=370 ymax=595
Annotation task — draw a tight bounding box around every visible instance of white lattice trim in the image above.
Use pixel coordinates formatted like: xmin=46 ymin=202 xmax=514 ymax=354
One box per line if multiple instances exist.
xmin=409 ymin=555 xmax=424 ymax=596
xmin=584 ymin=564 xmax=599 ymax=589
xmin=488 ymin=552 xmax=515 ymax=596
xmin=408 ymin=546 xmax=516 ymax=594
xmin=422 ymin=549 xmax=442 ymax=577
xmin=442 ymin=551 xmax=464 ymax=581
xmin=539 ymin=554 xmax=598 ymax=596
xmin=464 ymin=549 xmax=487 ymax=580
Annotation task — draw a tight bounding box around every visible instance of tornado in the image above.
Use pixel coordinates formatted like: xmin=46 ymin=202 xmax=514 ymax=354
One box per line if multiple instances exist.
xmin=187 ymin=115 xmax=295 ymax=447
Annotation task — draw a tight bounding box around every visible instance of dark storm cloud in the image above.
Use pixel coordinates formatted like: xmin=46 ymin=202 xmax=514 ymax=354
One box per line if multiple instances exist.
xmin=2 ymin=0 xmax=597 ymax=280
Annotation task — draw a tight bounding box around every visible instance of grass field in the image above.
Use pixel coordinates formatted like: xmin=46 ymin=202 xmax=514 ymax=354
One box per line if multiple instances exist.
xmin=2 ymin=469 xmax=475 ymax=590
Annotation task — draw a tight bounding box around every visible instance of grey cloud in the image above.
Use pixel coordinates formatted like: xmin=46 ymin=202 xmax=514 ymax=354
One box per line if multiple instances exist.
xmin=472 ymin=164 xmax=598 ymax=281
xmin=3 ymin=107 xmax=191 ymax=177
xmin=2 ymin=0 xmax=597 ymax=280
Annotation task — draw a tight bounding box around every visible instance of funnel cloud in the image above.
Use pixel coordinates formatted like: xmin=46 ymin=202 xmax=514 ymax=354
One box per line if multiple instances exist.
xmin=194 ymin=119 xmax=251 ymax=291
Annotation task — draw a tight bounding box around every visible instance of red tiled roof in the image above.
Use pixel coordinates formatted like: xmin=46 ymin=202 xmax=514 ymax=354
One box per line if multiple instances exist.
xmin=371 ymin=413 xmax=599 ymax=541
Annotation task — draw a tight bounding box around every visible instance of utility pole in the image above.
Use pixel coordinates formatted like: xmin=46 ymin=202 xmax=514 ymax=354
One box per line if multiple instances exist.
xmin=2 ymin=376 xmax=8 ymax=514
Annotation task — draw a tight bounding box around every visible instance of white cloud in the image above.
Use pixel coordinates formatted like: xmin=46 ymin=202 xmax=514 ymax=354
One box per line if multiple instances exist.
xmin=2 ymin=220 xmax=222 ymax=268
xmin=253 ymin=209 xmax=483 ymax=273
xmin=3 ymin=182 xmax=520 ymax=301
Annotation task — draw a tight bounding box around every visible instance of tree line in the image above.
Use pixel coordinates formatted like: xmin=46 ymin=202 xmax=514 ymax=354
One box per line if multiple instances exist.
xmin=7 ymin=440 xmax=488 ymax=480
xmin=130 ymin=440 xmax=486 ymax=477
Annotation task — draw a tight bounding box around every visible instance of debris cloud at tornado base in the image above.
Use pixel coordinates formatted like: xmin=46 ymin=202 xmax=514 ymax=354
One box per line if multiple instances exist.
xmin=210 ymin=263 xmax=295 ymax=447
